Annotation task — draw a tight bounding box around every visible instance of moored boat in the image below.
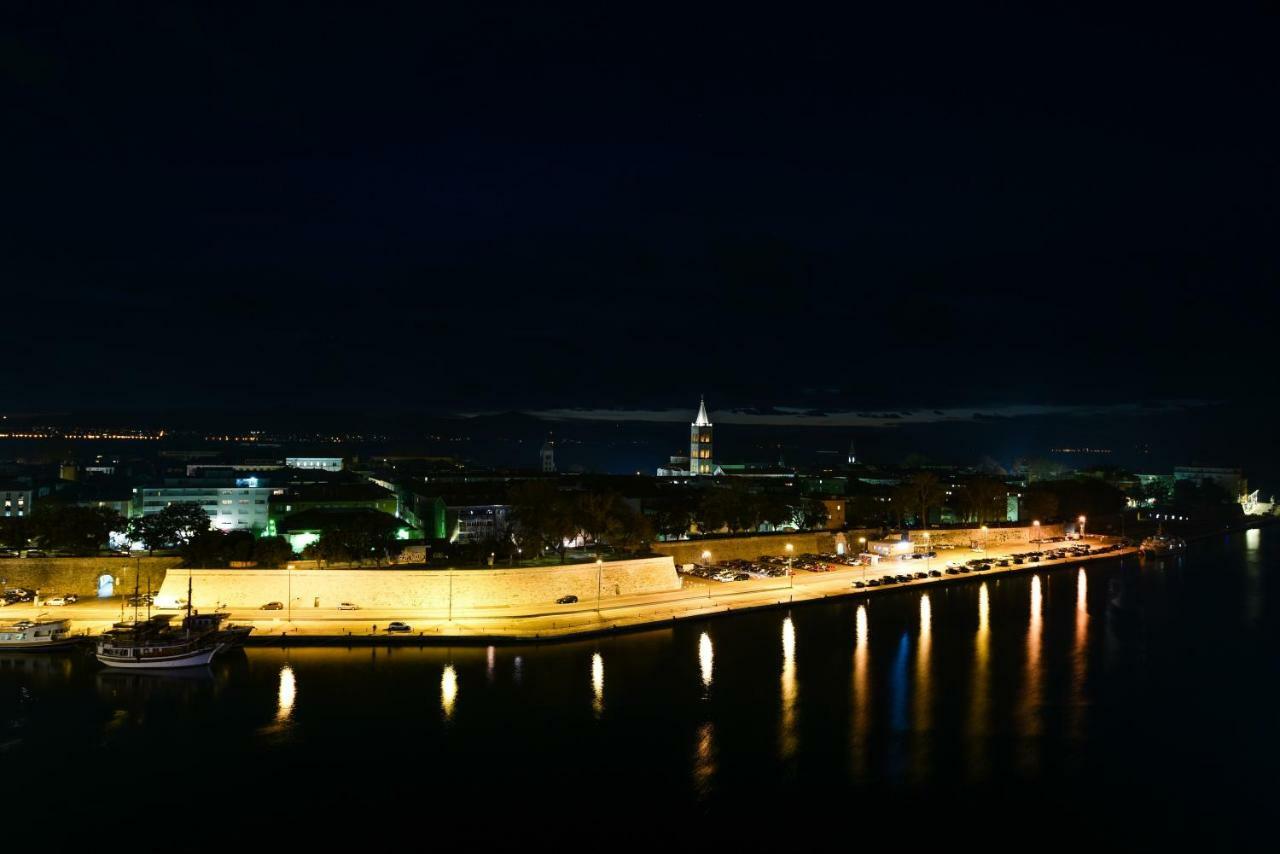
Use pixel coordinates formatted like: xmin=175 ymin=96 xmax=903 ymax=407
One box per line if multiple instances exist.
xmin=96 ymin=614 xmax=225 ymax=669
xmin=95 ymin=575 xmax=243 ymax=669
xmin=1140 ymin=534 xmax=1187 ymax=556
xmin=0 ymin=618 xmax=81 ymax=651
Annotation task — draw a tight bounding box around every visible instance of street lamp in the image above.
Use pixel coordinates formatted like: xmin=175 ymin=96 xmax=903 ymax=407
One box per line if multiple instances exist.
xmin=286 ymin=564 xmax=294 ymax=625
xmin=1078 ymin=515 xmax=1087 ymax=539
xmin=1032 ymin=520 xmax=1041 ymax=546
xmin=981 ymin=525 xmax=988 ymax=551
xmin=785 ymin=543 xmax=794 ymax=588
xmin=597 ymin=558 xmax=604 ymax=615
xmin=924 ymin=532 xmax=931 ymax=575
xmin=701 ymin=550 xmax=712 ymax=567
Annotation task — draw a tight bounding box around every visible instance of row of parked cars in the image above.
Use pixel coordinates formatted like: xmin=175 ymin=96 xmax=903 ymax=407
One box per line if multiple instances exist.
xmin=682 ymin=550 xmax=877 ymax=583
xmin=854 ymin=569 xmax=942 ymax=588
xmin=0 ymin=588 xmax=79 ymax=606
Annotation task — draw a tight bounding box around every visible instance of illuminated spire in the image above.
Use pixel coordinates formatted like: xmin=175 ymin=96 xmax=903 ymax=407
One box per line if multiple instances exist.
xmin=693 ymin=396 xmax=712 ymax=427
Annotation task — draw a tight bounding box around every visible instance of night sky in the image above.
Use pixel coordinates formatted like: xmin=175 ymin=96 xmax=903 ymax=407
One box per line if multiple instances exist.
xmin=4 ymin=4 xmax=1276 ymax=427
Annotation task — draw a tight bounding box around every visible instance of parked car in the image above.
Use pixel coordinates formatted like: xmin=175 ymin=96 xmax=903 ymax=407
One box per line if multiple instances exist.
xmin=386 ymin=621 xmax=412 ymax=633
xmin=23 ymin=550 xmax=47 ymax=559
xmin=337 ymin=602 xmax=359 ymax=611
xmin=261 ymin=601 xmax=284 ymax=610
xmin=45 ymin=596 xmax=70 ymax=606
xmin=556 ymin=595 xmax=579 ymax=604
xmin=732 ymin=573 xmax=750 ymax=581
xmin=853 ymin=581 xmax=866 ymax=588
xmin=928 ymin=570 xmax=942 ymax=578
xmin=0 ymin=549 xmax=19 ymax=559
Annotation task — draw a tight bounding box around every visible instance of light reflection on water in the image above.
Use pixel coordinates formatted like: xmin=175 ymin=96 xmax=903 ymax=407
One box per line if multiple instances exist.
xmin=912 ymin=593 xmax=933 ymax=780
xmin=852 ymin=603 xmax=870 ymax=777
xmin=276 ymin=664 xmax=295 ymax=723
xmin=591 ymin=652 xmax=604 ymax=717
xmin=699 ymin=631 xmax=714 ymax=692
xmin=1072 ymin=568 xmax=1090 ymax=739
xmin=780 ymin=616 xmax=797 ymax=762
xmin=441 ymin=664 xmax=457 ymax=720
xmin=1020 ymin=575 xmax=1045 ymax=773
xmin=969 ymin=582 xmax=991 ymax=781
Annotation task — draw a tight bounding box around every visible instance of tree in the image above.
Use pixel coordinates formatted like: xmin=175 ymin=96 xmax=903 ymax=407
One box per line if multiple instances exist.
xmin=129 ymin=503 xmax=211 ymax=554
xmin=27 ymin=504 xmax=126 ymax=553
xmin=649 ymin=494 xmax=696 ymax=539
xmin=606 ymin=504 xmax=654 ymax=555
xmin=509 ymin=481 xmax=579 ymax=563
xmin=794 ymin=498 xmax=830 ymax=530
xmin=0 ymin=516 xmax=28 ymax=550
xmin=904 ymin=472 xmax=944 ymax=528
xmin=891 ymin=482 xmax=914 ymax=527
xmin=574 ymin=492 xmax=619 ymax=556
xmin=1023 ymin=488 xmax=1059 ymax=522
xmin=159 ymin=503 xmax=212 ymax=545
xmin=958 ymin=476 xmax=1007 ymax=524
xmin=252 ymin=536 xmax=295 ymax=568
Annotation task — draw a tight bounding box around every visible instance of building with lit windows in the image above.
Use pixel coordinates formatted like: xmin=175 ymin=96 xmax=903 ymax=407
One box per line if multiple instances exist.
xmin=1 ymin=486 xmax=32 ymax=518
xmin=449 ymin=504 xmax=513 ymax=545
xmin=286 ymin=456 xmax=344 ymax=472
xmin=135 ymin=483 xmax=274 ymax=532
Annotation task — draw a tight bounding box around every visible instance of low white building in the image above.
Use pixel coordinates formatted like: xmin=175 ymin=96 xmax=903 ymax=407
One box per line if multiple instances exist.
xmin=286 ymin=456 xmax=344 ymax=472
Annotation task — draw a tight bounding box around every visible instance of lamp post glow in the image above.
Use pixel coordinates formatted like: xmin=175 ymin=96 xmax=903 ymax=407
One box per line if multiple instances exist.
xmin=1033 ymin=520 xmax=1041 ymax=546
xmin=924 ymin=532 xmax=931 ymax=575
xmin=981 ymin=525 xmax=988 ymax=551
xmin=1078 ymin=515 xmax=1087 ymax=538
xmin=596 ymin=558 xmax=604 ymax=615
xmin=785 ymin=543 xmax=794 ymax=591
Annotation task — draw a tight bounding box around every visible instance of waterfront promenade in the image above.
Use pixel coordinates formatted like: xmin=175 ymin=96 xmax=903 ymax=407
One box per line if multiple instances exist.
xmin=3 ymin=537 xmax=1140 ymax=643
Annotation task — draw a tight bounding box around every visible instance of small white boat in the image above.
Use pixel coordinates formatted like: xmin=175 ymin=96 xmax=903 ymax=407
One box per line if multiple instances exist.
xmin=0 ymin=618 xmax=80 ymax=651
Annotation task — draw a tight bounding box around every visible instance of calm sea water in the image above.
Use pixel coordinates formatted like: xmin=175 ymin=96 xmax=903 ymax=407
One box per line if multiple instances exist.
xmin=4 ymin=529 xmax=1276 ymax=844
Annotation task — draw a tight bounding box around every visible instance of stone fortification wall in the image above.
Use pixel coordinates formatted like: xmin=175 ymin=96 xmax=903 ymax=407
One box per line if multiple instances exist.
xmin=156 ymin=556 xmax=680 ymax=610
xmin=652 ymin=531 xmax=844 ymax=566
xmin=0 ymin=556 xmax=181 ymax=598
xmin=903 ymin=522 xmax=1067 ymax=548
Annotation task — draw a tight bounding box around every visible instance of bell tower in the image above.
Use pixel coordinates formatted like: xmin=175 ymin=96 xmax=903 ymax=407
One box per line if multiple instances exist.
xmin=689 ymin=396 xmax=713 ymax=475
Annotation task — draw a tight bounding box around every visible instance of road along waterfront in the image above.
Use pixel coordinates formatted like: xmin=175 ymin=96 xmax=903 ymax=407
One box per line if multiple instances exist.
xmin=3 ymin=537 xmax=1142 ymax=643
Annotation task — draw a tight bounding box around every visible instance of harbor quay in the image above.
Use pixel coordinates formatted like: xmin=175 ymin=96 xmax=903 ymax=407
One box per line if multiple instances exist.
xmin=2 ymin=531 xmax=1142 ymax=644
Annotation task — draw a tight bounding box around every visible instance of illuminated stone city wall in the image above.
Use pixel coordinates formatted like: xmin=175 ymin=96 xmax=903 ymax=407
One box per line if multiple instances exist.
xmin=0 ymin=556 xmax=182 ymax=598
xmin=651 ymin=531 xmax=848 ymax=566
xmin=651 ymin=522 xmax=1070 ymax=566
xmin=157 ymin=556 xmax=681 ymax=610
xmin=904 ymin=522 xmax=1067 ymax=547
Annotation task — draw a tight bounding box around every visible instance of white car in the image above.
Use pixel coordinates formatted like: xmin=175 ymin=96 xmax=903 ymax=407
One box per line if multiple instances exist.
xmin=337 ymin=602 xmax=360 ymax=611
xmin=44 ymin=596 xmax=69 ymax=606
